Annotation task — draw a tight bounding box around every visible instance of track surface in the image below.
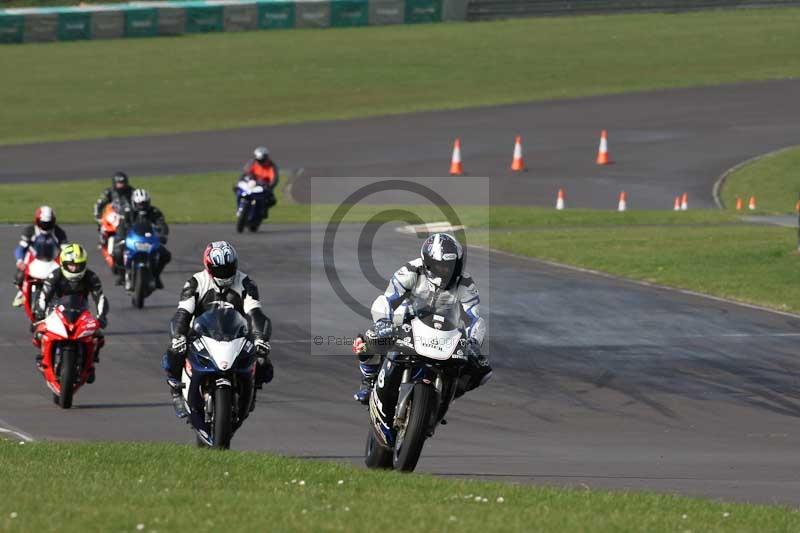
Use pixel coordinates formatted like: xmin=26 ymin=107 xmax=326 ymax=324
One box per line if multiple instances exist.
xmin=2 ymin=224 xmax=800 ymax=506
xmin=2 ymin=80 xmax=800 ymax=506
xmin=2 ymin=79 xmax=800 ymax=209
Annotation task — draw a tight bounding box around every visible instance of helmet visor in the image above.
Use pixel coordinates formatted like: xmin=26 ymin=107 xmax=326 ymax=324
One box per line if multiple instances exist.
xmin=38 ymin=220 xmax=55 ymax=231
xmin=209 ymin=262 xmax=236 ymax=281
xmin=63 ymin=261 xmax=87 ymax=274
xmin=426 ymin=260 xmax=456 ymax=288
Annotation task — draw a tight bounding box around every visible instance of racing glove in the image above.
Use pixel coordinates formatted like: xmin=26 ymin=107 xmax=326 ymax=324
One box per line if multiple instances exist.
xmin=352 ymin=335 xmax=366 ymax=355
xmin=254 ymin=338 xmax=271 ymax=356
xmin=171 ymin=334 xmax=187 ymax=355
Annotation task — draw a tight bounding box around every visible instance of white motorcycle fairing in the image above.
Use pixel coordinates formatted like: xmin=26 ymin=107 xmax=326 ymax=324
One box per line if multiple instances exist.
xmin=28 ymin=259 xmax=58 ymax=280
xmin=411 ymin=318 xmax=462 ymax=360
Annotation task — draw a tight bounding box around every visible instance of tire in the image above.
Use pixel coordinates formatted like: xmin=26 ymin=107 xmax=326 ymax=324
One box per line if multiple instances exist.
xmin=392 ymin=383 xmax=435 ymax=472
xmin=58 ymin=346 xmax=77 ymax=409
xmin=364 ymin=428 xmax=393 ymax=469
xmin=132 ymin=268 xmax=148 ymax=309
xmin=248 ymin=220 xmax=261 ymax=232
xmin=212 ymin=386 xmax=233 ymax=450
xmin=236 ymin=206 xmax=248 ymax=234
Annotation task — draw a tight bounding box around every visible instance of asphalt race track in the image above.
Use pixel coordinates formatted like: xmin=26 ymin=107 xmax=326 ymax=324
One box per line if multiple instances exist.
xmin=2 ymin=80 xmax=800 ymax=506
xmin=2 ymin=223 xmax=800 ymax=505
xmin=2 ymin=79 xmax=800 ymax=209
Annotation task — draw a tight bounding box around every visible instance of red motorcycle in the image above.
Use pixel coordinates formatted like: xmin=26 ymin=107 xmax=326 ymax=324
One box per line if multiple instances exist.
xmin=99 ymin=203 xmax=122 ymax=271
xmin=19 ymin=235 xmax=60 ymax=323
xmin=33 ymin=294 xmax=103 ymax=409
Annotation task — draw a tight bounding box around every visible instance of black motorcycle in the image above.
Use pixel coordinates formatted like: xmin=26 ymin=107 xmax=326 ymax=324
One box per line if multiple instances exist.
xmin=364 ymin=297 xmax=469 ymax=472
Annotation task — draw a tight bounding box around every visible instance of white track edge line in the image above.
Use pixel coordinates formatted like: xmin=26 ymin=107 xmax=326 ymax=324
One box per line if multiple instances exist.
xmin=712 ymin=145 xmax=798 ymax=209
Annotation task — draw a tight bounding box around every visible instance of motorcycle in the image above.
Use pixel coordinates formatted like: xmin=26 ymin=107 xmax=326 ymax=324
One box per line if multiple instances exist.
xmin=123 ymin=221 xmax=163 ymax=309
xmin=19 ymin=234 xmax=60 ymax=323
xmin=234 ymin=176 xmax=269 ymax=233
xmin=33 ymin=294 xmax=103 ymax=409
xmin=98 ymin=203 xmax=123 ymax=271
xmin=364 ymin=295 xmax=469 ymax=472
xmin=179 ymin=308 xmax=257 ymax=449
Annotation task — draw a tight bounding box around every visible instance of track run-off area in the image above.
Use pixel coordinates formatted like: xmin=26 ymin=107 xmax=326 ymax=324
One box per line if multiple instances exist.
xmin=2 ymin=80 xmax=800 ymax=506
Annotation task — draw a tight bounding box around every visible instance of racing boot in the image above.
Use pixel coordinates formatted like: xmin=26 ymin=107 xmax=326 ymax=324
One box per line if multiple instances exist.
xmin=115 ymin=271 xmax=125 ymax=286
xmin=354 ymin=363 xmax=379 ymax=405
xmin=455 ymin=349 xmax=492 ymax=399
xmin=124 ymin=271 xmax=133 ymax=292
xmin=155 ymin=275 xmax=164 ymax=290
xmin=86 ymin=367 xmax=96 ymax=384
xmin=167 ymin=378 xmax=188 ymax=419
xmin=11 ymin=290 xmax=24 ymax=308
xmin=254 ymin=355 xmax=274 ymax=390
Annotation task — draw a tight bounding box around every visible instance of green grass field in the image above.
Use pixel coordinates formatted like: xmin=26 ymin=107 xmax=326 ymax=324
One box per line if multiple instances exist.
xmin=721 ymin=145 xmax=800 ymax=214
xmin=1 ymin=440 xmax=798 ymax=532
xmin=1 ymin=8 xmax=800 ymax=144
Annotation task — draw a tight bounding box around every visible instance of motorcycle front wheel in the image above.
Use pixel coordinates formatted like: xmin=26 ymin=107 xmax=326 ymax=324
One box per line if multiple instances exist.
xmin=132 ymin=268 xmax=148 ymax=309
xmin=236 ymin=206 xmax=248 ymax=234
xmin=58 ymin=346 xmax=77 ymax=409
xmin=212 ymin=386 xmax=233 ymax=450
xmin=392 ymin=383 xmax=435 ymax=472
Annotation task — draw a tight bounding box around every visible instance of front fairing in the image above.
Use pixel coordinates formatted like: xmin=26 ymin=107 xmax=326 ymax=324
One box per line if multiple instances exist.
xmin=125 ymin=226 xmax=161 ymax=255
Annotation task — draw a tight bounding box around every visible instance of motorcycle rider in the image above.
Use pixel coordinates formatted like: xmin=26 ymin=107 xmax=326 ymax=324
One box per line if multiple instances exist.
xmin=162 ymin=241 xmax=274 ymax=418
xmin=34 ymin=243 xmax=108 ymax=382
xmin=239 ymin=146 xmax=279 ymax=217
xmin=94 ymin=171 xmax=134 ymax=245
xmin=113 ymin=188 xmax=171 ymax=290
xmin=351 ymin=233 xmax=492 ymax=404
xmin=12 ymin=206 xmax=68 ymax=307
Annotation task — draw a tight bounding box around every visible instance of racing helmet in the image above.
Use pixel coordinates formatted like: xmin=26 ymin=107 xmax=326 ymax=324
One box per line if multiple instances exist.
xmin=132 ymin=188 xmax=151 ymax=210
xmin=420 ymin=233 xmax=463 ymax=290
xmin=203 ymin=241 xmax=238 ymax=288
xmin=60 ymin=243 xmax=88 ymax=281
xmin=253 ymin=146 xmax=270 ymax=164
xmin=34 ymin=205 xmax=56 ymax=232
xmin=112 ymin=171 xmax=129 ymax=190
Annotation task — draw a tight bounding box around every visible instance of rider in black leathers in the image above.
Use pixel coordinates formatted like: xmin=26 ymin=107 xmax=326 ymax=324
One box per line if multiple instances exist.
xmin=113 ymin=188 xmax=171 ymax=289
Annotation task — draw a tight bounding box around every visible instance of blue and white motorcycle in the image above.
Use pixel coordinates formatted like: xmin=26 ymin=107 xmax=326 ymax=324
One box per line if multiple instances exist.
xmin=234 ymin=176 xmax=268 ymax=234
xmin=180 ymin=309 xmax=257 ymax=449
xmin=124 ymin=221 xmax=162 ymax=309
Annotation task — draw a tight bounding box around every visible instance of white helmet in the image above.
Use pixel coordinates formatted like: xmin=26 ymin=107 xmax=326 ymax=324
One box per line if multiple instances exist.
xmin=132 ymin=188 xmax=151 ymax=209
xmin=254 ymin=146 xmax=270 ymax=163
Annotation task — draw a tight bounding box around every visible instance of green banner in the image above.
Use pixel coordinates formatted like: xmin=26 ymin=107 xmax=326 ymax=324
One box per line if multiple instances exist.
xmin=258 ymin=1 xmax=295 ymax=28
xmin=125 ymin=8 xmax=159 ymax=37
xmin=0 ymin=14 xmax=24 ymax=43
xmin=404 ymin=0 xmax=441 ymax=23
xmin=330 ymin=0 xmax=368 ymax=27
xmin=185 ymin=5 xmax=223 ymax=33
xmin=57 ymin=11 xmax=91 ymax=40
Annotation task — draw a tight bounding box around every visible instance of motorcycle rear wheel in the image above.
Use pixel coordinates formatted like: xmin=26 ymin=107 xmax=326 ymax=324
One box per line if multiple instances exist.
xmin=392 ymin=383 xmax=434 ymax=472
xmin=58 ymin=347 xmax=77 ymax=409
xmin=364 ymin=428 xmax=393 ymax=469
xmin=212 ymin=386 xmax=233 ymax=450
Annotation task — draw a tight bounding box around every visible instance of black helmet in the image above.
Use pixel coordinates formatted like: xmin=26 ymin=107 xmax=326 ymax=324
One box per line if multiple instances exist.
xmin=420 ymin=233 xmax=463 ymax=290
xmin=112 ymin=171 xmax=129 ymax=190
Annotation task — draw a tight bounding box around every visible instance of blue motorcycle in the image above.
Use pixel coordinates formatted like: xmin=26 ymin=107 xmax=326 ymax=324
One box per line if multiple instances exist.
xmin=234 ymin=176 xmax=269 ymax=233
xmin=179 ymin=309 xmax=256 ymax=449
xmin=124 ymin=221 xmax=162 ymax=309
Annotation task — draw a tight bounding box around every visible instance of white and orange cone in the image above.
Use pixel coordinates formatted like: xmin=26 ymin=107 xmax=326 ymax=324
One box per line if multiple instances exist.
xmin=556 ymin=188 xmax=565 ymax=210
xmin=681 ymin=192 xmax=688 ymax=211
xmin=748 ymin=196 xmax=757 ymax=210
xmin=510 ymin=136 xmax=525 ymax=172
xmin=736 ymin=197 xmax=743 ymax=211
xmin=673 ymin=196 xmax=681 ymax=211
xmin=449 ymin=138 xmax=463 ymax=176
xmin=596 ymin=130 xmax=612 ymax=165
xmin=617 ymin=191 xmax=627 ymax=212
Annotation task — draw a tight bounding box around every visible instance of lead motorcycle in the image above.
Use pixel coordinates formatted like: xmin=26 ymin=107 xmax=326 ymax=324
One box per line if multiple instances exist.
xmin=178 ymin=309 xmax=257 ymax=449
xmin=364 ymin=295 xmax=469 ymax=472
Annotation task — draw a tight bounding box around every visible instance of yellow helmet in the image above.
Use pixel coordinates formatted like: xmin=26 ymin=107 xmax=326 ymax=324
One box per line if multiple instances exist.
xmin=60 ymin=243 xmax=88 ymax=281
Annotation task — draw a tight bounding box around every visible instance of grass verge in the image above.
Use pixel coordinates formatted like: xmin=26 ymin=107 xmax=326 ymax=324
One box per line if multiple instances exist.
xmin=2 ymin=8 xmax=800 ymax=144
xmin=1 ymin=440 xmax=798 ymax=532
xmin=720 ymin=145 xmax=800 ymax=214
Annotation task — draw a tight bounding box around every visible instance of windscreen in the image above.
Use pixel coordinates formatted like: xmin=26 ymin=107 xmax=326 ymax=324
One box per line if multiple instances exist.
xmin=55 ymin=293 xmax=88 ymax=323
xmin=407 ymin=289 xmax=462 ymax=331
xmin=193 ymin=309 xmax=249 ymax=342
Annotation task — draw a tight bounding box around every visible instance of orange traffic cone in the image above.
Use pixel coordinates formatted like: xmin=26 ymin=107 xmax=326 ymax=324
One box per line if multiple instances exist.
xmin=596 ymin=130 xmax=612 ymax=165
xmin=748 ymin=196 xmax=757 ymax=210
xmin=449 ymin=138 xmax=463 ymax=176
xmin=556 ymin=188 xmax=565 ymax=210
xmin=681 ymin=192 xmax=688 ymax=211
xmin=617 ymin=191 xmax=627 ymax=212
xmin=736 ymin=197 xmax=743 ymax=211
xmin=510 ymin=136 xmax=525 ymax=172
xmin=673 ymin=196 xmax=681 ymax=211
